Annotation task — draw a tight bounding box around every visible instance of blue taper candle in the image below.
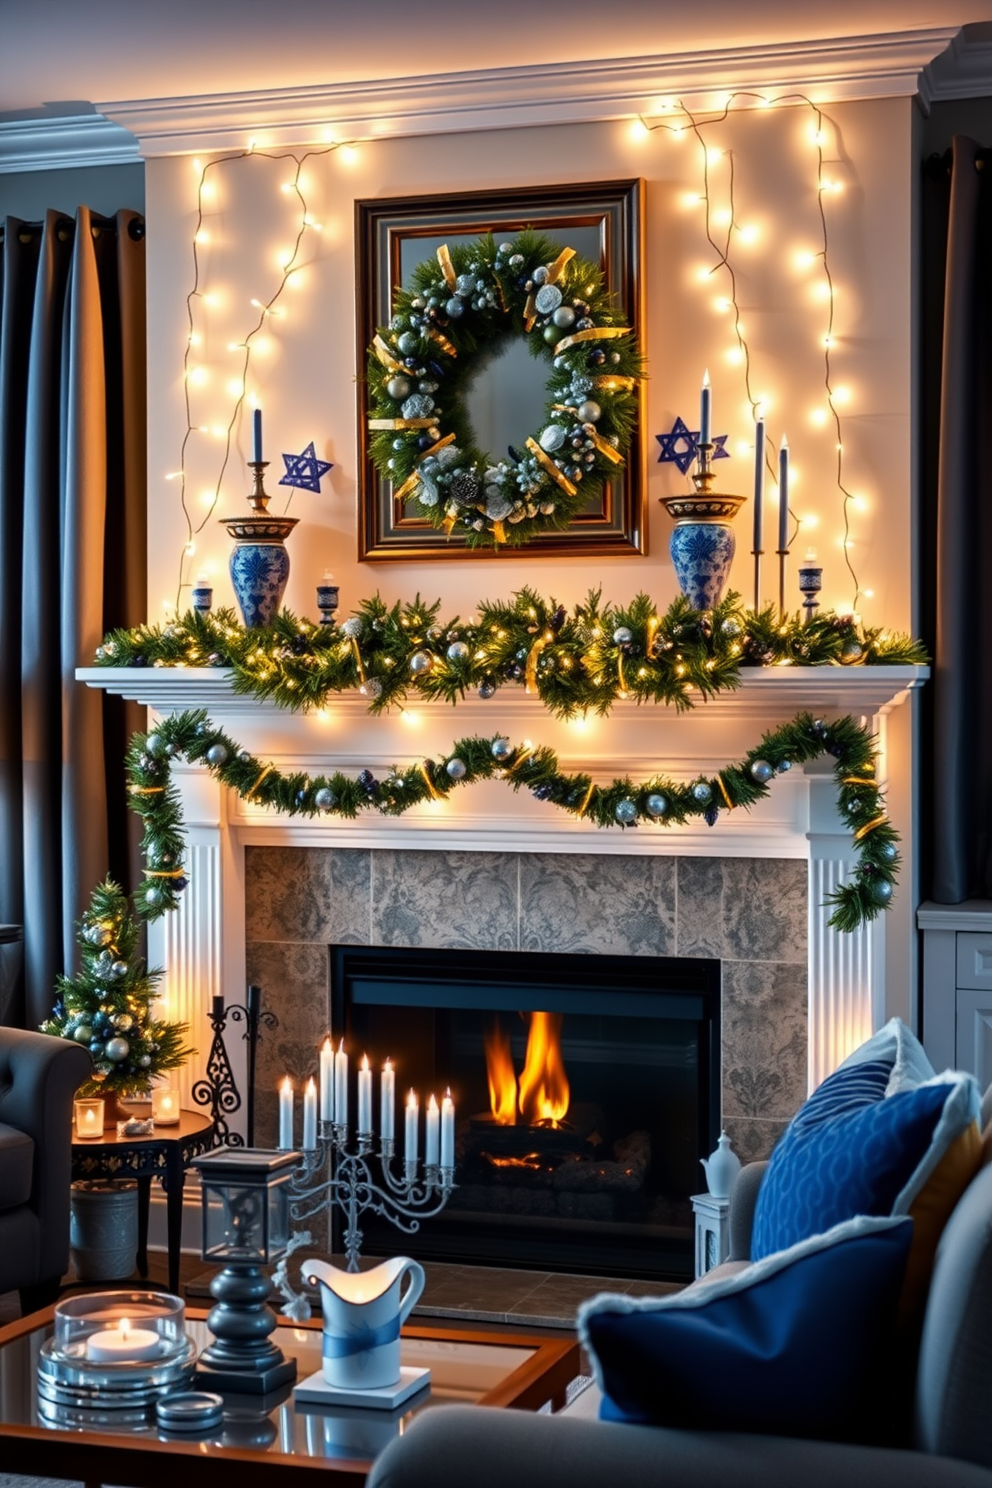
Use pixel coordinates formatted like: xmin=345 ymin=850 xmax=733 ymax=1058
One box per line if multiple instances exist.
xmin=252 ymin=407 xmax=263 ymax=463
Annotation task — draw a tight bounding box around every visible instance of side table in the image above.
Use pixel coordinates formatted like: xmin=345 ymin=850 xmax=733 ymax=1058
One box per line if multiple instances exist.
xmin=691 ymin=1192 xmax=731 ymax=1279
xmin=71 ymin=1109 xmax=215 ymax=1296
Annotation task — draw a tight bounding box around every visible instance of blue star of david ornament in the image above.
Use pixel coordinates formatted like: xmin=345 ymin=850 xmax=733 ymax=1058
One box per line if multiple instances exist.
xmin=656 ymin=418 xmax=731 ymax=475
xmin=279 ymin=442 xmax=333 ymax=493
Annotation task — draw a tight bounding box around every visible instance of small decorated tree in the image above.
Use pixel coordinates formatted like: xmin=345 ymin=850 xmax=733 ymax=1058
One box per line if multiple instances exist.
xmin=41 ymin=879 xmax=194 ymax=1098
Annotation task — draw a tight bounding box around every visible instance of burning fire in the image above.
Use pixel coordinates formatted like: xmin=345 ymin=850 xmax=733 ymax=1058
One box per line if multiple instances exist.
xmin=485 ymin=1012 xmax=570 ymax=1127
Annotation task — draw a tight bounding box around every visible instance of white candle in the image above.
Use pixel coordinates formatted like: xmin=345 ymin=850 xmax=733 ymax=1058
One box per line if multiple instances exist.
xmin=358 ymin=1054 xmax=373 ymax=1135
xmin=405 ymin=1090 xmax=419 ymax=1163
xmin=753 ymin=418 xmax=765 ymax=554
xmin=86 ymin=1319 xmax=162 ymax=1363
xmin=778 ymin=435 xmax=790 ymax=553
xmin=381 ymin=1059 xmax=395 ymax=1141
xmin=278 ymin=1076 xmax=294 ymax=1150
xmin=302 ymin=1077 xmax=318 ymax=1151
xmin=319 ymin=1036 xmax=334 ymax=1122
xmin=700 ymin=368 xmax=712 ymax=446
xmin=440 ymin=1089 xmax=455 ymax=1170
xmin=74 ymin=1098 xmax=104 ymax=1140
xmin=334 ymin=1041 xmax=348 ymax=1128
xmin=425 ymin=1093 xmax=440 ymax=1168
xmin=151 ymin=1086 xmax=180 ymax=1125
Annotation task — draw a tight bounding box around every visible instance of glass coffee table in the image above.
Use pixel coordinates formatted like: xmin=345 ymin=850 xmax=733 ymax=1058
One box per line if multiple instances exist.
xmin=0 ymin=1306 xmax=580 ymax=1487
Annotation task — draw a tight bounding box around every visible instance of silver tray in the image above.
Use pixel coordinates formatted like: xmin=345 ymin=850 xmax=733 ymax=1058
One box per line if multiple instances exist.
xmin=37 ymin=1335 xmax=198 ymax=1408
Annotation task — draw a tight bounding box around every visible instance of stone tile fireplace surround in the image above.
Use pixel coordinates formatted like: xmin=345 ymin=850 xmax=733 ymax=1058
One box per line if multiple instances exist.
xmin=244 ymin=846 xmax=807 ymax=1167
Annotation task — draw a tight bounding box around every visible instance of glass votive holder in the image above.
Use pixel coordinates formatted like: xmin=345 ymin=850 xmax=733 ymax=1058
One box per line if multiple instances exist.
xmin=74 ymin=1098 xmax=105 ymax=1140
xmin=151 ymin=1086 xmax=181 ymax=1125
xmin=53 ymin=1290 xmax=187 ymax=1365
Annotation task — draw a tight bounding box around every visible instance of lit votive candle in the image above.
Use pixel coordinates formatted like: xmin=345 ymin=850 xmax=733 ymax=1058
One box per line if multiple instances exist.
xmin=74 ymin=1098 xmax=105 ymax=1140
xmin=86 ymin=1317 xmax=162 ymax=1362
xmin=151 ymin=1087 xmax=180 ymax=1126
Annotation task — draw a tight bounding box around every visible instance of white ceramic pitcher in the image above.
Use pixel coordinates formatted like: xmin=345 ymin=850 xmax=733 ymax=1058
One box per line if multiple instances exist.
xmin=305 ymin=1256 xmax=425 ymax=1390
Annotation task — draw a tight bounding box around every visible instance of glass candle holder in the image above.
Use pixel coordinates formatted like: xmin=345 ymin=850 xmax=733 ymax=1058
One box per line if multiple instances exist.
xmin=52 ymin=1290 xmax=187 ymax=1364
xmin=74 ymin=1098 xmax=105 ymax=1141
xmin=151 ymin=1086 xmax=181 ymax=1125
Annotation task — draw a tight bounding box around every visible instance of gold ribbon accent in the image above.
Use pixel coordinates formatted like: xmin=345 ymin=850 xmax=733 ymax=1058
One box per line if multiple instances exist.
xmin=248 ymin=764 xmax=275 ymax=799
xmin=437 ymin=244 xmax=457 ymax=292
xmin=546 ymin=247 xmax=576 ymax=284
xmin=525 ymin=438 xmax=577 ymax=497
xmin=555 ymin=326 xmax=631 ymax=353
xmin=128 ymin=785 xmax=165 ymax=795
xmin=419 ymin=762 xmax=441 ymax=800
xmin=842 ymin=776 xmax=877 ymax=787
xmin=421 ymin=432 xmax=456 ymax=460
xmin=145 ymin=868 xmax=188 ymax=879
xmin=349 ymin=637 xmax=366 ymax=683
xmin=854 ymin=814 xmax=888 ymax=843
xmin=523 ymin=292 xmax=537 ymax=333
xmin=368 ymin=417 xmax=435 ymax=430
xmin=372 ymin=335 xmax=406 ymax=372
xmin=646 ymin=613 xmax=660 ymax=657
xmin=508 ymin=743 xmax=536 ymax=773
xmin=716 ymin=775 xmax=735 ymax=811
xmin=617 ymin=650 xmax=627 ymax=694
xmin=491 ymin=520 xmax=507 ymax=544
xmin=593 ymin=374 xmax=638 ymax=391
xmin=442 ymin=511 xmax=457 ymax=536
xmin=577 ymin=779 xmax=596 ymax=817
xmin=427 ymin=327 xmax=458 ymax=357
xmin=392 ymin=471 xmax=420 ymax=503
xmin=525 ymin=628 xmax=554 ymax=693
xmin=588 ymin=429 xmax=624 ymax=465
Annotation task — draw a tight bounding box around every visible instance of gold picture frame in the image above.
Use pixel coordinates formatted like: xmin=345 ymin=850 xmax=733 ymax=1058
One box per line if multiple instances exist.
xmin=355 ymin=179 xmax=646 ymax=561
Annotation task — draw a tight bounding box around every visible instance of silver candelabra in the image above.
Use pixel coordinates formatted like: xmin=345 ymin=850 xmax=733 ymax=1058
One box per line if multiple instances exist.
xmin=287 ymin=1123 xmax=456 ymax=1272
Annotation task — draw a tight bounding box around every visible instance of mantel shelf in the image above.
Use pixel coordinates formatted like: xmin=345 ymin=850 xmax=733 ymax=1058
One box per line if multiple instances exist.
xmin=77 ymin=664 xmax=927 ymax=723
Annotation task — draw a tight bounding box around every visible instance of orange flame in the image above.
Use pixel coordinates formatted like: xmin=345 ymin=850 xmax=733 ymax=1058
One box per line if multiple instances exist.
xmin=486 ymin=1020 xmax=518 ymax=1125
xmin=484 ymin=1013 xmax=570 ymax=1128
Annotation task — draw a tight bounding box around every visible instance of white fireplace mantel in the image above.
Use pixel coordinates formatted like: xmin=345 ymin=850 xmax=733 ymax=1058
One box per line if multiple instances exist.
xmin=79 ymin=662 xmax=927 ymax=1101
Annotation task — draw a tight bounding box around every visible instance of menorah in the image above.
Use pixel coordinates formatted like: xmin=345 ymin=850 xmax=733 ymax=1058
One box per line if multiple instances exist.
xmin=278 ymin=1049 xmax=456 ymax=1272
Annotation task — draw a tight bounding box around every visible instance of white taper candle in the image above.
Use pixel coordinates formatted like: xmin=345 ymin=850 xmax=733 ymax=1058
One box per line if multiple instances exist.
xmin=381 ymin=1059 xmax=395 ymax=1141
xmin=278 ymin=1076 xmax=294 ymax=1150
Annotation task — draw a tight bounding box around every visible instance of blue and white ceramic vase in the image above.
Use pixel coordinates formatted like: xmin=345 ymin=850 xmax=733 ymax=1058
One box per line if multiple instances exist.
xmin=221 ymin=462 xmax=298 ymax=627
xmin=662 ymin=444 xmax=746 ymax=611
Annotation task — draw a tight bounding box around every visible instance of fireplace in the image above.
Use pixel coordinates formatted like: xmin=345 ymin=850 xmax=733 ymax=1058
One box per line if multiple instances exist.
xmin=331 ymin=944 xmax=719 ymax=1280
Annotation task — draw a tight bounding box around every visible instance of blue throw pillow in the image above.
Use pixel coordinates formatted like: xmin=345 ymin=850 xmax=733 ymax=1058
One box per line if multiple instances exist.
xmin=752 ymin=1021 xmax=979 ymax=1261
xmin=578 ymin=1215 xmax=913 ymax=1442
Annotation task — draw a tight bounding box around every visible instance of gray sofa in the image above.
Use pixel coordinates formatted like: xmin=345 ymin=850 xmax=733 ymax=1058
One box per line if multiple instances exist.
xmin=369 ymin=1143 xmax=992 ymax=1487
xmin=0 ymin=1027 xmax=92 ymax=1312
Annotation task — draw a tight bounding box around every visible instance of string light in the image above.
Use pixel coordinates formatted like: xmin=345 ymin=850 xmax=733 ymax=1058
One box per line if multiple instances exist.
xmin=173 ymin=138 xmax=356 ymax=608
xmin=638 ymin=90 xmax=865 ymax=607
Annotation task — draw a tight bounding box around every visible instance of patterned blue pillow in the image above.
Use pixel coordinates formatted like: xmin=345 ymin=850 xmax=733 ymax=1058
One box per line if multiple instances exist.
xmin=751 ymin=1030 xmax=978 ymax=1260
xmin=578 ymin=1216 xmax=913 ymax=1441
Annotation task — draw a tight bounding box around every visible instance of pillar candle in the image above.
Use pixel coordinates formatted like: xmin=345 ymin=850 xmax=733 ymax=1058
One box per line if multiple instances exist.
xmin=753 ymin=419 xmax=765 ymax=553
xmin=334 ymin=1040 xmax=348 ymax=1128
xmin=319 ymin=1037 xmax=334 ymax=1122
xmin=278 ymin=1076 xmax=294 ymax=1150
xmin=246 ymin=984 xmax=261 ymax=1019
xmin=700 ymin=369 xmax=711 ymax=446
xmin=425 ymin=1094 xmax=440 ymax=1168
xmin=358 ymin=1054 xmax=373 ymax=1135
xmin=211 ymin=994 xmax=225 ymax=1022
xmin=252 ymin=407 xmax=263 ymax=463
xmin=778 ymin=436 xmax=790 ymax=553
xmin=381 ymin=1059 xmax=395 ymax=1141
xmin=405 ymin=1090 xmax=419 ymax=1163
xmin=440 ymin=1089 xmax=455 ymax=1170
xmin=302 ymin=1077 xmax=317 ymax=1151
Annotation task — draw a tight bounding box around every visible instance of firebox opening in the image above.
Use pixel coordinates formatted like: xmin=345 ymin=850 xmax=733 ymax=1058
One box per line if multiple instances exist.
xmin=331 ymin=945 xmax=720 ymax=1282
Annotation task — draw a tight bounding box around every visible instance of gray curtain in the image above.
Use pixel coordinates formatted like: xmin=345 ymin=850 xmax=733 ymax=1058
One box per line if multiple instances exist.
xmin=0 ymin=206 xmax=146 ymax=1027
xmin=922 ymin=137 xmax=992 ymax=904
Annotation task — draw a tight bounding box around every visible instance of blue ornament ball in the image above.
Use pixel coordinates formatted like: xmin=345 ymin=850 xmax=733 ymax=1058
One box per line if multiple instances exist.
xmin=614 ymin=799 xmax=637 ymax=825
xmin=491 ymin=738 xmax=513 ymax=761
xmin=692 ymin=782 xmax=713 ymax=804
xmin=478 ymin=680 xmax=496 ymax=699
xmin=879 ymin=841 xmax=898 ymax=862
xmin=750 ymin=759 xmax=774 ymax=784
xmin=871 ymin=878 xmax=894 ymax=904
xmin=646 ymin=793 xmax=668 ymax=819
xmin=776 ymin=760 xmax=792 ymax=774
xmin=145 ymin=886 xmax=164 ymax=907
xmin=446 ymin=758 xmax=467 ymax=780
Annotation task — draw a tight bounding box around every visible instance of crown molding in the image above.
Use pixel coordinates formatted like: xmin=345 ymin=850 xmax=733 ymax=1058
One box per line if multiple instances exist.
xmin=0 ymin=113 xmax=140 ymax=173
xmin=95 ymin=27 xmax=959 ymax=159
xmin=919 ymin=22 xmax=992 ymax=110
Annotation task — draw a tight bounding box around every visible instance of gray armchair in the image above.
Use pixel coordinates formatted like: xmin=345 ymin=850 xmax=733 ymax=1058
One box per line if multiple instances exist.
xmin=0 ymin=1028 xmax=92 ymax=1313
xmin=369 ymin=1152 xmax=992 ymax=1488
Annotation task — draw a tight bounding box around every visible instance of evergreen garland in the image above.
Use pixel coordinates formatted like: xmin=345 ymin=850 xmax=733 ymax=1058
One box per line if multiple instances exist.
xmin=365 ymin=230 xmax=642 ymax=547
xmin=41 ymin=880 xmax=195 ymax=1096
xmin=95 ymin=589 xmax=928 ymax=721
xmin=126 ymin=708 xmax=899 ymax=934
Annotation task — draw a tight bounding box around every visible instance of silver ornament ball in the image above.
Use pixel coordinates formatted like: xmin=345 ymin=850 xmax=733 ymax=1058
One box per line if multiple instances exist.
xmin=613 ymin=626 xmax=633 ymax=645
xmin=446 ymin=758 xmax=467 ymax=780
xmin=614 ymin=799 xmax=638 ymax=825
xmin=871 ymin=878 xmax=894 ymax=904
xmin=314 ymin=787 xmax=337 ymax=811
xmin=446 ymin=641 xmax=470 ymax=663
xmin=646 ymin=793 xmax=668 ymax=819
xmin=750 ymin=759 xmax=774 ymax=784
xmin=205 ymin=743 xmax=229 ymax=767
xmin=145 ymin=886 xmax=164 ymax=907
xmin=104 ymin=1037 xmax=130 ymax=1063
xmin=692 ymin=782 xmax=713 ymax=804
xmin=879 ymin=841 xmax=898 ymax=862
xmin=386 ymin=375 xmax=412 ymax=401
xmin=576 ymin=400 xmax=601 ymax=423
xmin=491 ymin=738 xmax=513 ymax=761
xmin=409 ymin=650 xmax=433 ymax=675
xmin=340 ymin=617 xmax=364 ymax=639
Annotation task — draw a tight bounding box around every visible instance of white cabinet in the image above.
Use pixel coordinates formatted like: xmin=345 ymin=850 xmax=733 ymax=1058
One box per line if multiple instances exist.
xmin=918 ymin=903 xmax=992 ymax=1090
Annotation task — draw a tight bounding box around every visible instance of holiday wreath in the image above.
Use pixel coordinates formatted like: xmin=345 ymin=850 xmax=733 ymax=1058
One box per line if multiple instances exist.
xmin=365 ymin=230 xmax=642 ymax=548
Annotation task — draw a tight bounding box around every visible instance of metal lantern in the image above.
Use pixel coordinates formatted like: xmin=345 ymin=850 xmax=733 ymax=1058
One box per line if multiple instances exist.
xmin=191 ymin=1146 xmax=301 ymax=1394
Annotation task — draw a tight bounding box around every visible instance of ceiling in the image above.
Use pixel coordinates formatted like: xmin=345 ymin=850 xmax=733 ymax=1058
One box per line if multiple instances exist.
xmin=0 ymin=0 xmax=986 ymax=116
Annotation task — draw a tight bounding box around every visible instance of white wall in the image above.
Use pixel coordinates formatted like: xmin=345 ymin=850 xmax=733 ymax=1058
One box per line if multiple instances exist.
xmin=145 ymin=96 xmax=915 ymax=633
